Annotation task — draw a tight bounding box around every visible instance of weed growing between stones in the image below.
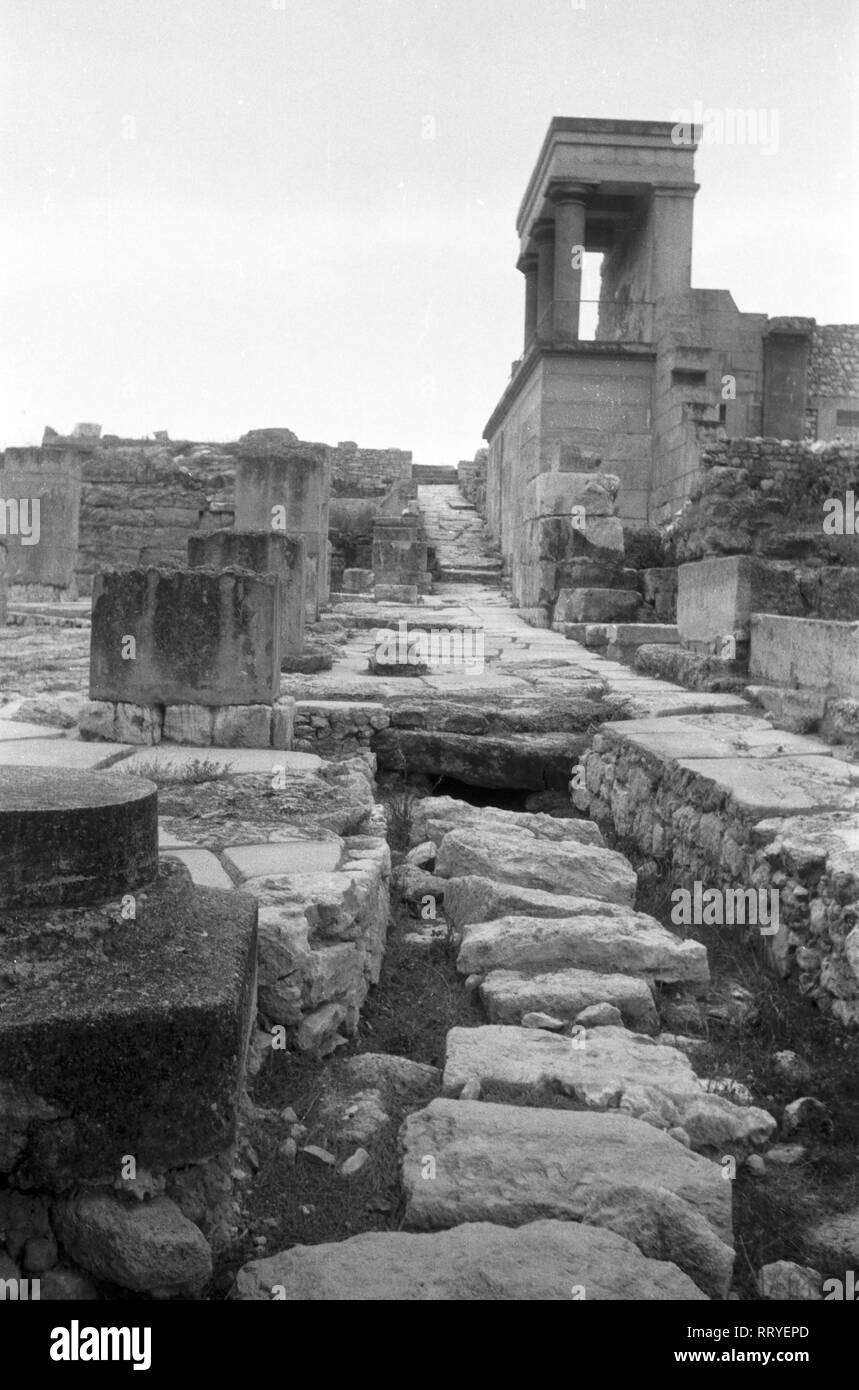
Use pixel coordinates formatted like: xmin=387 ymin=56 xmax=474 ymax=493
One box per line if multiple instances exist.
xmin=123 ymin=756 xmax=231 ymax=786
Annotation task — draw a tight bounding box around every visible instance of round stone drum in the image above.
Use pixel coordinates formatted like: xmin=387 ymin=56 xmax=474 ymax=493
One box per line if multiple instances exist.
xmin=0 ymin=766 xmax=159 ymax=908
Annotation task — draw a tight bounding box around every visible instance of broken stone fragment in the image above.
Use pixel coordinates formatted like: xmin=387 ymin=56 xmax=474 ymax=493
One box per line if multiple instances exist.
xmin=52 ymin=1192 xmax=212 ymax=1297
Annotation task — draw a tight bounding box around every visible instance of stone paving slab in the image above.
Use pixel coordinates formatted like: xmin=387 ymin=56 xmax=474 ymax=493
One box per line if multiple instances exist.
xmin=113 ymin=746 xmax=323 ymax=775
xmin=224 ymin=841 xmax=344 ymax=880
xmin=602 ymin=712 xmax=834 ymax=761
xmin=163 ymin=848 xmax=236 ymax=890
xmin=0 ymin=737 xmax=135 ymax=768
xmin=233 ymin=1219 xmax=706 ymax=1301
xmin=400 ymin=1098 xmax=733 ymax=1297
xmin=436 ymin=825 xmax=638 ymax=906
xmin=0 ymin=719 xmax=65 ymax=741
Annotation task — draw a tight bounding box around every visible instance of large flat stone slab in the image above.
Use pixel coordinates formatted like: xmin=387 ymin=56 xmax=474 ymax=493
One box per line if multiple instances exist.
xmin=437 ymin=826 xmax=637 ymax=907
xmin=598 ymin=712 xmax=835 ymax=762
xmin=479 ymin=968 xmax=657 ymax=1029
xmin=375 ymin=729 xmax=588 ymax=790
xmin=114 ymin=746 xmax=322 ymax=775
xmin=401 ymin=1098 xmax=733 ymax=1298
xmin=0 ymin=738 xmax=135 ymax=769
xmin=0 ymin=719 xmax=65 ymax=741
xmin=410 ymin=796 xmax=603 ymax=848
xmin=442 ymin=1026 xmax=775 ymax=1153
xmin=233 ymin=1219 xmax=706 ymax=1301
xmin=224 ymin=840 xmax=344 ymax=881
xmin=456 ymin=912 xmax=709 ymax=993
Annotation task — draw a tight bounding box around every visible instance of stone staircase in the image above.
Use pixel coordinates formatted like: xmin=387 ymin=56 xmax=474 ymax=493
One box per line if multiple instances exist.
xmin=417 ymin=483 xmax=504 ymax=588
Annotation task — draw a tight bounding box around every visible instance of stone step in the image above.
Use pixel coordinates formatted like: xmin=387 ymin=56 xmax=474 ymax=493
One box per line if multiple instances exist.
xmin=435 ymin=823 xmax=638 ymax=905
xmin=400 ymin=1098 xmax=735 ymax=1298
xmin=413 ymin=466 xmax=460 ymax=484
xmin=477 ymin=965 xmax=658 ymax=1030
xmin=437 ymin=568 xmax=503 ymax=585
xmin=233 ymin=1218 xmax=707 ymax=1300
xmin=453 ymin=908 xmax=709 ymax=993
xmin=750 ymin=613 xmax=858 ymax=697
xmin=441 ymin=1025 xmax=775 ymax=1152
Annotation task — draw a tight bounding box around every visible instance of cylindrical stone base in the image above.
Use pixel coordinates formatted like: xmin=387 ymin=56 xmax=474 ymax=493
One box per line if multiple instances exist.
xmin=0 ymin=767 xmax=159 ymax=908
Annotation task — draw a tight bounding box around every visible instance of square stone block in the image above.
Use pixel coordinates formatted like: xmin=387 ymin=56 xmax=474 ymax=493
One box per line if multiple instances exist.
xmin=162 ymin=704 xmax=214 ymax=745
xmin=677 ymin=557 xmax=804 ymax=650
xmin=375 ymin=584 xmax=419 ymax=603
xmin=342 ymin=569 xmax=375 ymax=593
xmin=750 ymin=615 xmax=859 ymax=698
xmin=90 ymin=566 xmax=281 ymax=707
xmin=188 ymin=530 xmax=306 ymax=656
xmin=0 ymin=863 xmax=258 ymax=1188
xmin=561 ymin=589 xmax=641 ymax=623
xmin=212 ymin=704 xmax=273 ymax=748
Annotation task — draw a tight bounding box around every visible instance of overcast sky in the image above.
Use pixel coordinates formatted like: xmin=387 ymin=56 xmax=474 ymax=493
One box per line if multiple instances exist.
xmin=1 ymin=0 xmax=856 ymax=462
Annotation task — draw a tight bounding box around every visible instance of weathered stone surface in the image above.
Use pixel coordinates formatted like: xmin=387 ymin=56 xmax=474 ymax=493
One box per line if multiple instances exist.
xmin=0 ymin=766 xmax=158 ymax=908
xmin=90 ymin=566 xmax=281 ymax=706
xmin=478 ymin=968 xmax=657 ymax=1030
xmin=2 ymin=447 xmax=81 ymax=590
xmin=806 ymin=1210 xmax=859 ymax=1265
xmin=233 ymin=1218 xmax=706 ymax=1301
xmin=563 ymin=589 xmax=642 ymax=624
xmin=436 ymin=827 xmax=637 ymax=906
xmin=410 ymin=796 xmax=604 ymax=849
xmin=341 ymin=1052 xmax=440 ymax=1100
xmin=750 ymin=614 xmax=859 ymax=698
xmin=442 ymin=1026 xmax=775 ymax=1152
xmin=212 ymin=704 xmax=272 ymax=748
xmin=0 ymin=864 xmax=258 ymax=1186
xmin=162 ymin=703 xmax=215 ymax=745
xmin=758 ymin=1260 xmax=822 ymax=1301
xmin=53 ymin=1192 xmax=211 ymax=1296
xmin=401 ymin=1099 xmax=733 ymax=1296
xmin=188 ymin=529 xmax=306 ymax=656
xmin=113 ymin=701 xmax=162 ymax=745
xmin=456 ymin=910 xmax=709 ymax=992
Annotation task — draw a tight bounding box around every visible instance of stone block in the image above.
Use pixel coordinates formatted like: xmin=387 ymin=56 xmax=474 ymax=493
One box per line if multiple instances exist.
xmin=342 ymin=568 xmax=374 ymax=593
xmin=78 ymin=700 xmax=117 ymax=741
xmin=234 ymin=447 xmax=329 ymax=620
xmin=212 ymin=705 xmax=273 ymax=748
xmin=0 ymin=766 xmax=158 ymax=909
xmin=677 ymin=556 xmax=809 ymax=650
xmin=750 ymin=615 xmax=859 ymax=698
xmin=52 ymin=1193 xmax=211 ymax=1297
xmin=162 ymin=704 xmax=214 ymax=745
xmin=113 ymin=702 xmax=162 ymax=745
xmin=271 ymin=698 xmax=295 ymax=750
xmin=0 ymin=862 xmax=258 ymax=1187
xmin=560 ymin=589 xmax=641 ymax=623
xmin=89 ymin=567 xmax=281 ymax=707
xmin=1 ymin=447 xmax=82 ymax=591
xmin=188 ymin=529 xmax=306 ymax=657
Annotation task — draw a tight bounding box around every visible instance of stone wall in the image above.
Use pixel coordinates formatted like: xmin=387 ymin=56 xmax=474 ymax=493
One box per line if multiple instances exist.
xmin=457 ymin=450 xmax=487 ymax=514
xmin=330 ymin=442 xmax=412 ymax=496
xmin=669 ymin=438 xmax=859 ymax=564
xmin=808 ymin=325 xmax=859 ymax=400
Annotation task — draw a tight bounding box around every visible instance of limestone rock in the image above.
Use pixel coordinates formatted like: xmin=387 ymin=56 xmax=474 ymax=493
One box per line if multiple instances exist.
xmin=38 ymin=1266 xmax=99 ymax=1300
xmin=114 ymin=701 xmax=162 ymax=745
xmin=212 ymin=705 xmax=272 ymax=749
xmin=441 ymin=1026 xmax=775 ymax=1152
xmin=406 ymin=840 xmax=437 ymax=868
xmin=436 ymin=825 xmax=637 ymax=906
xmin=340 ymin=1148 xmax=369 ymax=1177
xmin=163 ymin=704 xmax=214 ymax=746
xmin=400 ymin=1099 xmax=733 ymax=1296
xmin=341 ymin=1053 xmax=440 ymax=1101
xmin=233 ymin=1218 xmax=707 ymax=1300
xmin=52 ymin=1192 xmax=212 ymax=1296
xmin=521 ymin=1012 xmax=565 ymax=1031
xmin=758 ymin=1261 xmax=822 ymax=1301
xmin=324 ymin=1089 xmax=390 ymax=1145
xmin=456 ymin=913 xmax=709 ymax=994
xmin=576 ymin=1002 xmax=625 ymax=1028
xmin=444 ymin=876 xmax=635 ymax=930
xmin=410 ymin=796 xmax=604 ymax=849
xmin=478 ymin=968 xmax=657 ymax=1030
xmin=806 ymin=1210 xmax=859 ymax=1265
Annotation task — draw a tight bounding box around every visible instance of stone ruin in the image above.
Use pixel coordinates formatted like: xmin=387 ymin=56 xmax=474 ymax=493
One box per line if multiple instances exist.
xmin=2 ymin=111 xmax=859 ymax=1309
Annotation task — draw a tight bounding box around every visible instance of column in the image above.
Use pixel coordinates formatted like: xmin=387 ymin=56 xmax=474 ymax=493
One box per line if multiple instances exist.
xmin=234 ymin=446 xmax=328 ymax=620
xmin=517 ymin=250 xmax=538 ymax=350
xmin=649 ymin=183 xmax=697 ymax=302
xmin=533 ymin=219 xmax=555 ymax=342
xmin=549 ymin=182 xmax=593 ymax=342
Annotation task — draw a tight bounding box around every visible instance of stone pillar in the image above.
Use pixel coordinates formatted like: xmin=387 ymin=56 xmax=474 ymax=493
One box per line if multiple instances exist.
xmin=234 ymin=446 xmax=328 ymax=620
xmin=0 ymin=541 xmax=6 ymax=626
xmin=533 ymin=219 xmax=555 ymax=342
xmin=188 ymin=529 xmax=306 ymax=659
xmin=1 ymin=446 xmax=82 ymax=598
xmin=549 ymin=182 xmax=593 ymax=342
xmin=762 ymin=318 xmax=814 ymax=441
xmin=90 ymin=566 xmax=282 ymax=706
xmin=517 ymin=251 xmax=539 ymax=349
xmin=649 ymin=184 xmax=697 ymax=302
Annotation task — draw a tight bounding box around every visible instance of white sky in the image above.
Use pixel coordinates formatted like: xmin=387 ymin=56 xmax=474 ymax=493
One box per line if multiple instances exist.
xmin=1 ymin=0 xmax=857 ymax=462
